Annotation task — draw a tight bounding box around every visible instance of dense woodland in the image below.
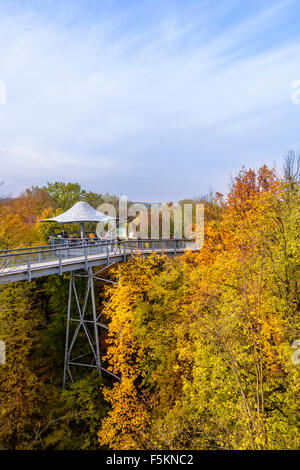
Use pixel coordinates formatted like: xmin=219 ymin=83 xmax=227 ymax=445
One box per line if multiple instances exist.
xmin=0 ymin=157 xmax=299 ymax=450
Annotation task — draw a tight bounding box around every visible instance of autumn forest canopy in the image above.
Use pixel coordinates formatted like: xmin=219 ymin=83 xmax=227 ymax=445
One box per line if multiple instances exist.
xmin=0 ymin=156 xmax=299 ymax=450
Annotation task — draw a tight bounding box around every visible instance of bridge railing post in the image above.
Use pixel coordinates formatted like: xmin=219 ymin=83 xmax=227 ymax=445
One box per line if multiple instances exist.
xmin=123 ymin=241 xmax=127 ymax=262
xmin=84 ymin=245 xmax=88 ymax=270
xmin=59 ymin=248 xmax=62 ymax=275
xmin=27 ymin=255 xmax=31 ymax=282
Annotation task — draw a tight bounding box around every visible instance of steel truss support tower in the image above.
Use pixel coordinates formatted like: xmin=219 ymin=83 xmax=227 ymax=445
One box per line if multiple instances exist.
xmin=63 ymin=265 xmax=119 ymax=387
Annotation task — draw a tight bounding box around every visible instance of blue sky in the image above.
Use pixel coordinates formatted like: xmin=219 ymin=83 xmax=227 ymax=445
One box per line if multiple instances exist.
xmin=0 ymin=0 xmax=300 ymax=201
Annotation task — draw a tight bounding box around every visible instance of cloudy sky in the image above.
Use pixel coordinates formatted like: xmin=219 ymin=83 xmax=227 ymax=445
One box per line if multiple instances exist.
xmin=0 ymin=0 xmax=299 ymax=201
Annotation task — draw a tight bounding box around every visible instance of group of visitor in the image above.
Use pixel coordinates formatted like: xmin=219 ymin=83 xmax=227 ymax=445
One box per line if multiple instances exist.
xmin=57 ymin=230 xmax=122 ymax=249
xmin=59 ymin=230 xmax=101 ymax=245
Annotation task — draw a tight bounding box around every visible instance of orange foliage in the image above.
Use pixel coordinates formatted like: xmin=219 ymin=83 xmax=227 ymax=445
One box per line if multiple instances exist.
xmin=0 ymin=187 xmax=53 ymax=248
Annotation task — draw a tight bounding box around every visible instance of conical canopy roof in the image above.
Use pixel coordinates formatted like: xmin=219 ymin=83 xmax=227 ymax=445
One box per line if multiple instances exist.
xmin=39 ymin=201 xmax=115 ymax=224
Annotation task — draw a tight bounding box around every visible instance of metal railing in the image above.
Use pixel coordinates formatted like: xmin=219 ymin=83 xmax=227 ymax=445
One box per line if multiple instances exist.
xmin=0 ymin=238 xmax=196 ymax=271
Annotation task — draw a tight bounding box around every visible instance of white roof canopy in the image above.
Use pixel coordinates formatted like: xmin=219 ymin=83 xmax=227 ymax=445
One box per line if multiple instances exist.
xmin=39 ymin=201 xmax=115 ymax=224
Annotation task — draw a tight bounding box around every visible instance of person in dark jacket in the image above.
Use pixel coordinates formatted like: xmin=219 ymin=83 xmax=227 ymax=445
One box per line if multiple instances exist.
xmin=60 ymin=229 xmax=68 ymax=245
xmin=115 ymin=237 xmax=122 ymax=254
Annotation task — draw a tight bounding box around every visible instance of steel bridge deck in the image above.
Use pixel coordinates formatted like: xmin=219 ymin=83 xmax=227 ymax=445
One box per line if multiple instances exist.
xmin=0 ymin=239 xmax=196 ymax=284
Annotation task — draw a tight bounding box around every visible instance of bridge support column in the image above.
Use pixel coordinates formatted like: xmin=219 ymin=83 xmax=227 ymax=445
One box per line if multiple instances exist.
xmin=63 ymin=267 xmax=101 ymax=387
xmin=63 ymin=265 xmax=120 ymax=387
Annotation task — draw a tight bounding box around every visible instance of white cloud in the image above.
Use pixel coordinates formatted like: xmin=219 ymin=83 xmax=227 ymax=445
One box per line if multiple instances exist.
xmin=0 ymin=0 xmax=299 ymax=200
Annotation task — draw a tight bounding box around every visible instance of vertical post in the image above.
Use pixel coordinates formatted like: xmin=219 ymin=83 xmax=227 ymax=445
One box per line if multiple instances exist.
xmin=63 ymin=274 xmax=73 ymax=388
xmin=27 ymin=255 xmax=31 ymax=282
xmin=123 ymin=241 xmax=127 ymax=261
xmin=80 ymin=222 xmax=85 ymax=239
xmin=84 ymin=245 xmax=88 ymax=270
xmin=89 ymin=268 xmax=101 ymax=376
xmin=59 ymin=248 xmax=62 ymax=275
xmin=174 ymin=239 xmax=177 ymax=256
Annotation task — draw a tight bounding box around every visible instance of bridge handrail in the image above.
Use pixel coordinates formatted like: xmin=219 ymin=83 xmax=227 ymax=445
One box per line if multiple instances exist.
xmin=0 ymin=238 xmax=116 ymax=255
xmin=0 ymin=238 xmax=193 ymax=256
xmin=0 ymin=240 xmax=115 ymax=256
xmin=0 ymin=239 xmax=195 ymax=268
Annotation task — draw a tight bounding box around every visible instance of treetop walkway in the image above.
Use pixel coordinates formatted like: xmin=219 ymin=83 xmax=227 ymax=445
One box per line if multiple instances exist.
xmin=0 ymin=201 xmax=200 ymax=385
xmin=0 ymin=238 xmax=196 ymax=285
xmin=0 ymin=237 xmax=198 ymax=385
